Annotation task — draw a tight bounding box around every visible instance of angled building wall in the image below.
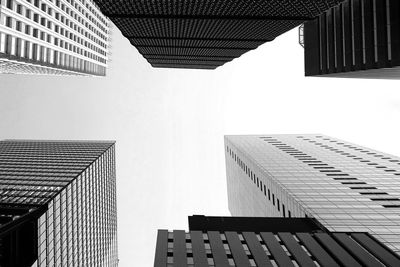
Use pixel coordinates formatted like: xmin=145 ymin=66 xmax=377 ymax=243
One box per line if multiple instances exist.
xmin=304 ymin=0 xmax=400 ymax=78
xmin=225 ymin=134 xmax=400 ymax=253
xmin=0 ymin=0 xmax=110 ymax=76
xmin=94 ymin=0 xmax=344 ymax=69
xmin=154 ymin=215 xmax=400 ymax=266
xmin=0 ymin=140 xmax=118 ymax=266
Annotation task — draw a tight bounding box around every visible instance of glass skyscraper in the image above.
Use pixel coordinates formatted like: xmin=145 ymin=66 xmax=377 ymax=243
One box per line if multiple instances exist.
xmin=0 ymin=140 xmax=118 ymax=266
xmin=225 ymin=134 xmax=400 ymax=253
xmin=93 ymin=0 xmax=344 ymax=69
xmin=0 ymin=0 xmax=110 ymax=76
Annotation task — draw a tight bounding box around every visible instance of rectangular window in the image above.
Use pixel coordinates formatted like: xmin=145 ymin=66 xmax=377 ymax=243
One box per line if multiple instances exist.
xmin=268 ymin=189 xmax=271 ymax=200
xmin=6 ymin=17 xmax=13 ymax=28
xmin=272 ymin=194 xmax=275 ymax=206
xmin=17 ymin=4 xmax=22 ymax=14
xmin=6 ymin=0 xmax=13 ymax=9
xmin=16 ymin=21 xmax=22 ymax=32
xmin=282 ymin=205 xmax=286 ymax=217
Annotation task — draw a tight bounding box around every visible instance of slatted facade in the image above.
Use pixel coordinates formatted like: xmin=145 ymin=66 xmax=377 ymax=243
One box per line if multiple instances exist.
xmin=154 ymin=217 xmax=400 ymax=266
xmin=0 ymin=140 xmax=118 ymax=267
xmin=93 ymin=0 xmax=345 ymax=69
xmin=304 ymin=0 xmax=400 ymax=78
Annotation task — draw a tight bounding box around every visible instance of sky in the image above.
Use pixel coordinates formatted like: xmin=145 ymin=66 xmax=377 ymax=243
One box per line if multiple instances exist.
xmin=1 ymin=25 xmax=400 ymax=266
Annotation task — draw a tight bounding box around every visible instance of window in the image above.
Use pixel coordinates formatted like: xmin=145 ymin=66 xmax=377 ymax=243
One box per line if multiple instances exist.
xmin=16 ymin=21 xmax=22 ymax=32
xmin=6 ymin=0 xmax=13 ymax=9
xmin=17 ymin=4 xmax=23 ymax=14
xmin=6 ymin=17 xmax=13 ymax=28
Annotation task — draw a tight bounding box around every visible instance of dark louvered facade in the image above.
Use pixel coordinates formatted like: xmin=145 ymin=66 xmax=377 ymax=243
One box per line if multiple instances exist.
xmin=304 ymin=0 xmax=400 ymax=78
xmin=93 ymin=0 xmax=344 ymax=69
xmin=155 ymin=215 xmax=400 ymax=266
xmin=0 ymin=140 xmax=118 ymax=267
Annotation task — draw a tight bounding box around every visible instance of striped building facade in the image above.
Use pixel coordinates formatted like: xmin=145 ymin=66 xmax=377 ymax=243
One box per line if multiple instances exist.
xmin=0 ymin=0 xmax=110 ymax=76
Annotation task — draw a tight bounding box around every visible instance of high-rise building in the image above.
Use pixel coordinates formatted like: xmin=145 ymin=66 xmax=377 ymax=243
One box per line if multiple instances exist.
xmin=225 ymin=134 xmax=400 ymax=253
xmin=94 ymin=0 xmax=344 ymax=69
xmin=0 ymin=0 xmax=110 ymax=76
xmin=0 ymin=140 xmax=118 ymax=267
xmin=304 ymin=0 xmax=400 ymax=78
xmin=155 ymin=215 xmax=400 ymax=266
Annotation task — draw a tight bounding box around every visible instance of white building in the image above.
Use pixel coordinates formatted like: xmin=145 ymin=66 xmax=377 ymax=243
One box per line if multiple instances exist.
xmin=0 ymin=0 xmax=109 ymax=76
xmin=225 ymin=134 xmax=400 ymax=253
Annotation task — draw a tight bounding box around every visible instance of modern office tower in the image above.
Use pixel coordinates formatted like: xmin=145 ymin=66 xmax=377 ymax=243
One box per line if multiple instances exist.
xmin=93 ymin=0 xmax=344 ymax=69
xmin=304 ymin=0 xmax=400 ymax=78
xmin=0 ymin=0 xmax=110 ymax=76
xmin=225 ymin=134 xmax=400 ymax=253
xmin=0 ymin=140 xmax=118 ymax=267
xmin=155 ymin=215 xmax=400 ymax=267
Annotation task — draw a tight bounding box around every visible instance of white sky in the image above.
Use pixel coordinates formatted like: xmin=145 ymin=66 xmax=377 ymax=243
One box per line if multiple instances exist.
xmin=1 ymin=26 xmax=400 ymax=266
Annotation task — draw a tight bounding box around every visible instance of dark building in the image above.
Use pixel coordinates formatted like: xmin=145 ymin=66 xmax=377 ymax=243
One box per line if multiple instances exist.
xmin=154 ymin=215 xmax=400 ymax=266
xmin=304 ymin=0 xmax=400 ymax=78
xmin=0 ymin=140 xmax=118 ymax=267
xmin=94 ymin=0 xmax=344 ymax=69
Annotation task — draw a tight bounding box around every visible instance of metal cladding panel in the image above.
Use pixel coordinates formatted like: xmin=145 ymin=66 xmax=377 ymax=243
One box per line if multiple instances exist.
xmin=225 ymin=232 xmax=251 ymax=267
xmin=296 ymin=233 xmax=340 ymax=267
xmin=130 ymin=38 xmax=265 ymax=49
xmin=190 ymin=231 xmax=208 ymax=267
xmin=352 ymin=0 xmax=363 ymax=70
xmin=242 ymin=232 xmax=273 ymax=267
xmin=260 ymin=232 xmax=294 ymax=267
xmin=95 ymin=0 xmax=345 ymax=18
xmin=113 ymin=18 xmax=303 ymax=40
xmin=173 ymin=230 xmax=187 ymax=266
xmin=332 ymin=233 xmax=383 ymax=267
xmin=207 ymin=231 xmax=230 ymax=266
xmin=154 ymin=230 xmax=168 ymax=267
xmin=278 ymin=232 xmax=316 ymax=266
xmin=314 ymin=233 xmax=362 ymax=267
xmin=389 ymin=0 xmax=400 ymax=66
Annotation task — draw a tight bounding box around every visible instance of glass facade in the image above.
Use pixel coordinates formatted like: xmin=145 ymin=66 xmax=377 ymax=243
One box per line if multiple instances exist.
xmin=225 ymin=134 xmax=400 ymax=253
xmin=0 ymin=140 xmax=118 ymax=266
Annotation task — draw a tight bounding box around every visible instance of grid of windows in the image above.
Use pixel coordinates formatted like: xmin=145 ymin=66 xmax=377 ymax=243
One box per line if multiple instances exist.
xmin=225 ymin=134 xmax=400 ymax=253
xmin=0 ymin=0 xmax=110 ymax=75
xmin=93 ymin=0 xmax=344 ymax=69
xmin=0 ymin=140 xmax=118 ymax=266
